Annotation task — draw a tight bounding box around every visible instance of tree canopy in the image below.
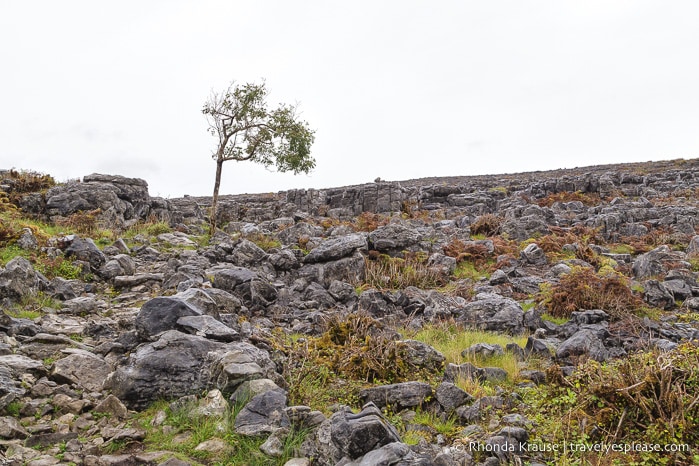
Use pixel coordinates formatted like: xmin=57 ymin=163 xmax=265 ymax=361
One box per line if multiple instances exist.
xmin=203 ymin=80 xmax=315 ymax=232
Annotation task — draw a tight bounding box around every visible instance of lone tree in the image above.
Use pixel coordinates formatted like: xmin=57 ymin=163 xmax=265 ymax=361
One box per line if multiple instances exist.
xmin=202 ymin=80 xmax=315 ymax=232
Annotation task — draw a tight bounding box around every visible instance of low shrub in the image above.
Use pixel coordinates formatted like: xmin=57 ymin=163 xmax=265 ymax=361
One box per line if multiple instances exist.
xmin=524 ymin=343 xmax=699 ymax=465
xmin=536 ymin=190 xmax=601 ymax=208
xmin=246 ymin=232 xmax=282 ymax=251
xmin=354 ymin=212 xmax=390 ymax=232
xmin=0 ymin=218 xmax=20 ymax=246
xmin=3 ymin=169 xmax=56 ymax=206
xmin=279 ymin=313 xmax=443 ymax=408
xmin=55 ymin=209 xmax=101 ymax=236
xmin=537 ymin=266 xmax=643 ymax=319
xmin=34 ymin=255 xmax=84 ymax=280
xmin=364 ymin=252 xmax=447 ymax=290
xmin=469 ymin=214 xmax=503 ymax=237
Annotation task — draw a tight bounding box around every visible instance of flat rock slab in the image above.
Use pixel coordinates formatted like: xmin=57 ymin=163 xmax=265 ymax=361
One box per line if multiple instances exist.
xmin=359 ymin=381 xmax=432 ymax=411
xmin=135 ymin=296 xmax=203 ymax=338
xmin=157 ymin=232 xmax=197 ymax=247
xmin=0 ymin=354 xmax=46 ymax=376
xmin=113 ymin=273 xmax=164 ymax=289
xmin=51 ymin=350 xmax=111 ymax=392
xmin=303 ymin=234 xmax=367 ymax=263
xmin=25 ymin=432 xmax=78 ymax=448
xmin=105 ymin=331 xmax=277 ymax=410
xmin=177 ymin=315 xmax=239 ymax=342
xmin=234 ymin=389 xmax=289 ymax=436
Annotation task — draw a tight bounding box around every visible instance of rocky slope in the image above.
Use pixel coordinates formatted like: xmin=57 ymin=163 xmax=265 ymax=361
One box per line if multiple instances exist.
xmin=0 ymin=159 xmax=698 ymax=465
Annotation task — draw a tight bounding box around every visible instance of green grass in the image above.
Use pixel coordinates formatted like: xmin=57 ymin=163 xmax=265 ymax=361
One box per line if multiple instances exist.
xmin=6 ymin=292 xmax=60 ymax=320
xmin=412 ymin=410 xmax=459 ymax=437
xmin=405 ymin=322 xmax=527 ymax=367
xmin=246 ymin=233 xmax=282 ymax=252
xmin=122 ymin=220 xmax=172 ymax=240
xmin=541 ymin=313 xmax=569 ymax=325
xmin=608 ymin=243 xmax=635 ymax=255
xmin=135 ymin=396 xmax=308 ymax=466
xmin=5 ymin=401 xmax=21 ymax=417
xmin=34 ymin=255 xmax=83 ymax=280
xmin=452 ymin=261 xmax=490 ymax=281
xmin=405 ymin=323 xmax=527 ymax=395
xmin=521 ymin=301 xmax=537 ymax=312
xmin=0 ymin=244 xmax=31 ymax=265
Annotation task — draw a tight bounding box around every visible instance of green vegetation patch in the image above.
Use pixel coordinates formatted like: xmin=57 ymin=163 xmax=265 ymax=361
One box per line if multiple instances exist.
xmin=523 ymin=343 xmax=699 ymax=465
xmin=136 ymin=398 xmax=307 ymax=465
xmin=278 ymin=313 xmax=445 ymax=413
xmin=364 ymin=252 xmax=447 ymax=290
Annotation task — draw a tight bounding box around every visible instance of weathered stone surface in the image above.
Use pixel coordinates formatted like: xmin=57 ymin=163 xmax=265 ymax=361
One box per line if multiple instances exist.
xmin=632 ymin=246 xmax=687 ymax=279
xmin=359 ymin=382 xmax=432 ymax=411
xmin=462 ymin=343 xmax=504 ymax=358
xmin=135 ymin=297 xmax=203 ymax=339
xmin=556 ymin=329 xmax=610 ymax=362
xmin=45 ymin=174 xmax=150 ymax=226
xmin=329 ymin=403 xmax=401 ymax=460
xmin=643 ymin=280 xmax=676 ymax=310
xmin=51 ymin=350 xmax=111 ymax=392
xmin=230 ymin=379 xmax=282 ymax=404
xmin=195 ymin=389 xmax=229 ymax=417
xmin=395 ymin=340 xmax=445 ymax=374
xmin=94 ymin=394 xmax=129 ymax=419
xmin=435 ymin=382 xmax=474 ymax=412
xmin=112 ymin=273 xmax=164 ymax=289
xmin=0 ymin=364 xmax=26 ymax=408
xmin=345 ymin=442 xmax=412 ymax=466
xmin=0 ymin=354 xmax=46 ymax=376
xmin=455 ymin=396 xmax=506 ymax=423
xmin=105 ymin=331 xmax=276 ymax=409
xmin=177 ymin=315 xmax=239 ymax=342
xmin=367 ymin=224 xmax=422 ymax=255
xmin=457 ymin=293 xmax=525 ymax=334
xmin=64 ymin=237 xmax=106 ymax=271
xmin=211 ymin=266 xmax=257 ymax=293
xmin=520 ymin=243 xmax=547 ymax=265
xmin=0 ymin=256 xmax=40 ymax=301
xmin=0 ymin=415 xmax=29 ymax=439
xmin=303 ymin=234 xmax=367 ymax=263
xmin=322 ymin=254 xmax=366 ymax=287
xmin=99 ymin=254 xmax=136 ymax=280
xmin=234 ymin=389 xmax=290 ymax=436
xmin=158 ymin=232 xmax=197 ymax=247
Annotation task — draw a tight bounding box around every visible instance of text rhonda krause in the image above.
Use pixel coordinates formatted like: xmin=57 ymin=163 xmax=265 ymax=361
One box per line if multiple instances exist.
xmin=461 ymin=442 xmax=691 ymax=454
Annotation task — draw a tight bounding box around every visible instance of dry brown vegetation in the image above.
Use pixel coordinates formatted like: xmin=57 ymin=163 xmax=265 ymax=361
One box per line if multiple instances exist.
xmin=54 ymin=208 xmax=102 ymax=236
xmin=470 ymin=213 xmax=503 ymax=237
xmin=3 ymin=169 xmax=56 ymax=206
xmin=535 ymin=190 xmax=601 ymax=207
xmin=538 ymin=266 xmax=643 ymax=319
xmin=364 ymin=251 xmax=448 ymax=290
xmin=353 ymin=211 xmax=390 ymax=232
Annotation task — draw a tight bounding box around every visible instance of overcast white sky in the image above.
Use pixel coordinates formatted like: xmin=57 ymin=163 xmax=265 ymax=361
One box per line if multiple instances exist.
xmin=1 ymin=1 xmax=698 ymax=198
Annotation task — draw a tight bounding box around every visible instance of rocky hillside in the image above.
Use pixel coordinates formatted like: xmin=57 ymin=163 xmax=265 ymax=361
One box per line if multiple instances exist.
xmin=0 ymin=159 xmax=698 ymax=465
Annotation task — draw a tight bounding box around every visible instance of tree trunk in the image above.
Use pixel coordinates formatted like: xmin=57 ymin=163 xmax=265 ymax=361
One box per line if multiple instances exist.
xmin=210 ymin=158 xmax=224 ymax=234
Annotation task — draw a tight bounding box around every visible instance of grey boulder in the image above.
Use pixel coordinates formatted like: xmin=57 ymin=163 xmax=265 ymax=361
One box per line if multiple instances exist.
xmin=303 ymin=234 xmax=367 ymax=263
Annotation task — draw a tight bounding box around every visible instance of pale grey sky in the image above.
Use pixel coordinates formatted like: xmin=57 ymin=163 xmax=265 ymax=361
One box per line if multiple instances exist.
xmin=1 ymin=1 xmax=698 ymax=197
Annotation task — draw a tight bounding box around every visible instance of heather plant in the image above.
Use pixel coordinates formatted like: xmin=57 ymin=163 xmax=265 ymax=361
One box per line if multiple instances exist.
xmin=537 ymin=266 xmax=643 ymax=319
xmin=469 ymin=214 xmax=503 ymax=237
xmin=524 ymin=343 xmax=699 ymax=465
xmin=364 ymin=251 xmax=447 ymax=289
